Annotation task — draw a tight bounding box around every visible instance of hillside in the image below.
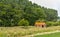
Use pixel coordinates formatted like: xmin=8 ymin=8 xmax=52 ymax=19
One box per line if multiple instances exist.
xmin=0 ymin=0 xmax=58 ymax=26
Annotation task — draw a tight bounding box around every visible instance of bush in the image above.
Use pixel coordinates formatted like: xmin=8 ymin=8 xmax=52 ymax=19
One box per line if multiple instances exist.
xmin=46 ymin=22 xmax=53 ymax=27
xmin=18 ymin=19 xmax=29 ymax=26
xmin=46 ymin=21 xmax=60 ymax=27
xmin=56 ymin=21 xmax=60 ymax=26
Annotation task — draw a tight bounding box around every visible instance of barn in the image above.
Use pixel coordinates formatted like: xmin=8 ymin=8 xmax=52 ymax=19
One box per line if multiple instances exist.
xmin=35 ymin=21 xmax=46 ymax=28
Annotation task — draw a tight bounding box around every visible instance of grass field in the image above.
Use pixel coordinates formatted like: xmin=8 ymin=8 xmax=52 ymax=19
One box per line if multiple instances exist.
xmin=0 ymin=26 xmax=60 ymax=37
xmin=34 ymin=32 xmax=60 ymax=37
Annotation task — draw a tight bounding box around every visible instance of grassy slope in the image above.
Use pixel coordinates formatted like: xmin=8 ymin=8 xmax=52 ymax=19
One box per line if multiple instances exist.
xmin=34 ymin=32 xmax=60 ymax=37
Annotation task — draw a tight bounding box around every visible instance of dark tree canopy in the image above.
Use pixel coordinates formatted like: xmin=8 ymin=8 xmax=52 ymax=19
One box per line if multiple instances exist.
xmin=0 ymin=0 xmax=58 ymax=26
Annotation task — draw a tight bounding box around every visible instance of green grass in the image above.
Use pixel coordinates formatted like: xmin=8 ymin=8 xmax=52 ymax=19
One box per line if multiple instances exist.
xmin=34 ymin=32 xmax=60 ymax=37
xmin=0 ymin=26 xmax=60 ymax=37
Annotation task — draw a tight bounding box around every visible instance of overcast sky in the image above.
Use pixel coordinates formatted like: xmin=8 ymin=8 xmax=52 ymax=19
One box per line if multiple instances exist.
xmin=29 ymin=0 xmax=60 ymax=16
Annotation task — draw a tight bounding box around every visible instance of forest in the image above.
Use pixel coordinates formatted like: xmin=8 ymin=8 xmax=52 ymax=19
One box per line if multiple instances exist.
xmin=0 ymin=0 xmax=58 ymax=26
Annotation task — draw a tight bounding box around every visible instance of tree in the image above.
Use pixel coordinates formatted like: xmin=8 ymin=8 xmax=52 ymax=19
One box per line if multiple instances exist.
xmin=0 ymin=0 xmax=58 ymax=26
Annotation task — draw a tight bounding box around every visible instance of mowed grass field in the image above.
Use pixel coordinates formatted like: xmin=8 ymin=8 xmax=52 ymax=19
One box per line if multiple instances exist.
xmin=0 ymin=26 xmax=60 ymax=37
xmin=34 ymin=32 xmax=60 ymax=37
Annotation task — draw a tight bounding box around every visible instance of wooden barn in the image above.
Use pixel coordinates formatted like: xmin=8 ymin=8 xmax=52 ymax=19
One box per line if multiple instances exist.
xmin=35 ymin=21 xmax=46 ymax=28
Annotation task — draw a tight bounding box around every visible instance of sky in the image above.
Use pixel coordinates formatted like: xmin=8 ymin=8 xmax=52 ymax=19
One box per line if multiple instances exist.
xmin=29 ymin=0 xmax=60 ymax=16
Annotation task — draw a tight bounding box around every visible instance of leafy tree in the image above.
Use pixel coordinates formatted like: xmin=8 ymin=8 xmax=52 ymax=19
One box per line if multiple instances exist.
xmin=0 ymin=0 xmax=58 ymax=26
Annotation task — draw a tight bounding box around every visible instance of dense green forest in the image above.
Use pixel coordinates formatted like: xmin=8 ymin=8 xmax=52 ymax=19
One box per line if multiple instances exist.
xmin=0 ymin=0 xmax=58 ymax=26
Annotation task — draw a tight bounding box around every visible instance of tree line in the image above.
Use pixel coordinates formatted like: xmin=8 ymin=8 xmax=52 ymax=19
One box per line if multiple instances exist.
xmin=0 ymin=0 xmax=58 ymax=26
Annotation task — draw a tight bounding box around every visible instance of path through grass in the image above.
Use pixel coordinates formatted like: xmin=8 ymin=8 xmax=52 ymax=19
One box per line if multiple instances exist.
xmin=34 ymin=32 xmax=60 ymax=37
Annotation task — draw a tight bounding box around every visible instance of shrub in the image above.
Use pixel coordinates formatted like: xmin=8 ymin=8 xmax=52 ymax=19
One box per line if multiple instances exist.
xmin=46 ymin=21 xmax=60 ymax=27
xmin=46 ymin=22 xmax=53 ymax=27
xmin=18 ymin=19 xmax=29 ymax=26
xmin=56 ymin=21 xmax=60 ymax=26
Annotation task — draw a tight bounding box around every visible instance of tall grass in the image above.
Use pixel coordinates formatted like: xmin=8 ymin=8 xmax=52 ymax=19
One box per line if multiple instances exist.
xmin=0 ymin=26 xmax=60 ymax=37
